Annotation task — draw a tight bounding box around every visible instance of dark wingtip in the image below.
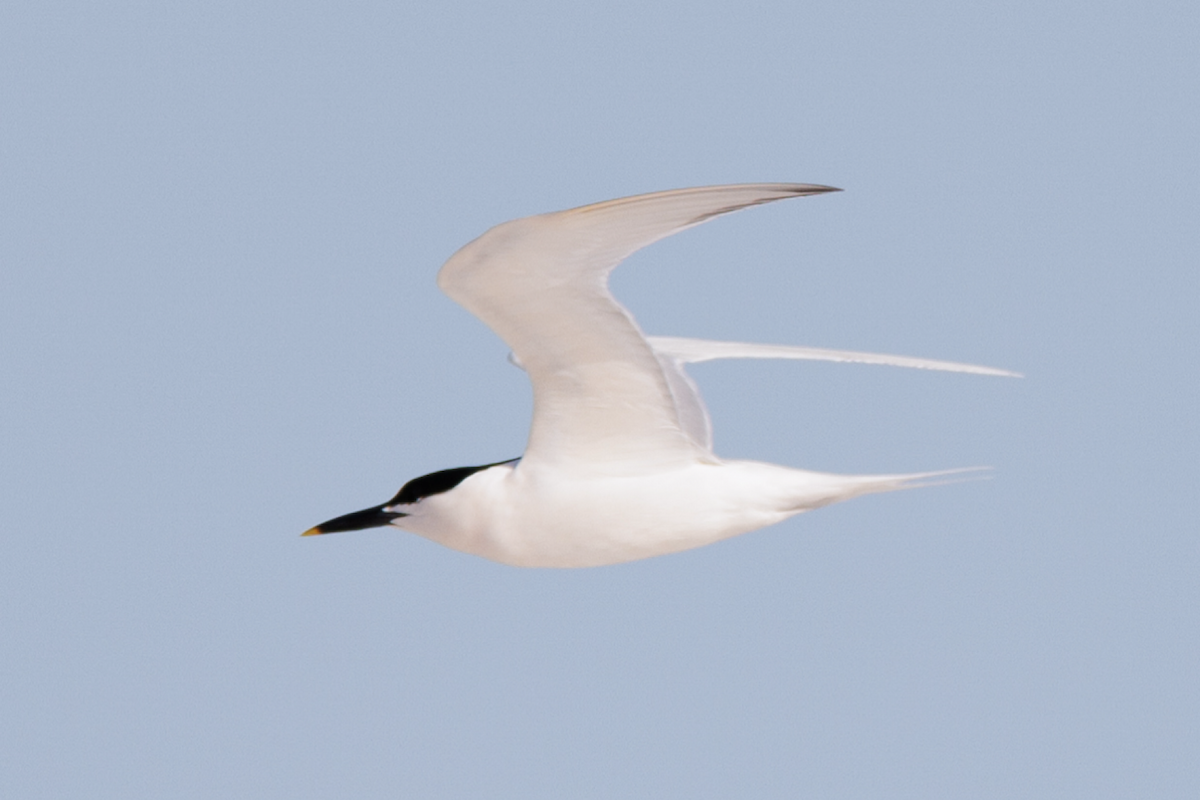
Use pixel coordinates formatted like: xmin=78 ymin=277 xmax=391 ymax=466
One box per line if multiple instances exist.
xmin=791 ymin=183 xmax=842 ymax=195
xmin=688 ymin=184 xmax=843 ymax=225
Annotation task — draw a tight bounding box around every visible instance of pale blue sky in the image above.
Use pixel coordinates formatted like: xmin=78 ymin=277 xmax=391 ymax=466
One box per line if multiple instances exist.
xmin=2 ymin=1 xmax=1197 ymax=797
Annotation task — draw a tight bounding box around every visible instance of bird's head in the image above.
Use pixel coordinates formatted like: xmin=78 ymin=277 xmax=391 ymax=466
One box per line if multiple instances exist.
xmin=302 ymin=459 xmax=518 ymax=537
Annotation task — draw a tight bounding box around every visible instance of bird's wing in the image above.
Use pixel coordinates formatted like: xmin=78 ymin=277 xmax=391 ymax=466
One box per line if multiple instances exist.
xmin=653 ymin=349 xmax=716 ymax=453
xmin=647 ymin=336 xmax=1022 ymax=377
xmin=437 ymin=183 xmax=838 ymax=474
xmin=503 ymin=346 xmax=718 ymax=454
xmin=641 ymin=337 xmax=1019 ymax=456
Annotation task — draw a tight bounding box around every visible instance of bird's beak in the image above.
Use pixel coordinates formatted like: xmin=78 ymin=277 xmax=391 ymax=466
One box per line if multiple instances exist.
xmin=302 ymin=504 xmax=406 ymax=536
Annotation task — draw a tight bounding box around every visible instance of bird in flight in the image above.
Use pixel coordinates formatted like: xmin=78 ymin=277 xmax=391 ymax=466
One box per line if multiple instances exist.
xmin=304 ymin=183 xmax=1018 ymax=567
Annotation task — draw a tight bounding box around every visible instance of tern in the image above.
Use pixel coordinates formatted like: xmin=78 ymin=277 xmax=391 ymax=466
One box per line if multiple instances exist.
xmin=304 ymin=183 xmax=1017 ymax=567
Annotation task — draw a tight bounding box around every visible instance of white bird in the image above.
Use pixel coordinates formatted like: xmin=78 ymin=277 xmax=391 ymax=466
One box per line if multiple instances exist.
xmin=304 ymin=183 xmax=1018 ymax=567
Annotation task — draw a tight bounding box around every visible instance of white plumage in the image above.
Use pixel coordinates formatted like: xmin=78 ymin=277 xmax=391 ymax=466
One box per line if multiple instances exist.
xmin=305 ymin=183 xmax=1017 ymax=567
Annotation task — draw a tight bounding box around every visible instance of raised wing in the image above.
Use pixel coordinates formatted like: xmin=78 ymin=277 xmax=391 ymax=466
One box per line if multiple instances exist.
xmin=437 ymin=184 xmax=839 ymax=474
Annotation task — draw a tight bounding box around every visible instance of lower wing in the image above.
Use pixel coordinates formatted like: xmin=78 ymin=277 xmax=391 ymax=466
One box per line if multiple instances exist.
xmin=647 ymin=336 xmax=1021 ymax=452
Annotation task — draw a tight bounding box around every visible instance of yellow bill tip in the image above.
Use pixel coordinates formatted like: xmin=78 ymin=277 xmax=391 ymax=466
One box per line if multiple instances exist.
xmin=301 ymin=526 xmax=324 ymax=537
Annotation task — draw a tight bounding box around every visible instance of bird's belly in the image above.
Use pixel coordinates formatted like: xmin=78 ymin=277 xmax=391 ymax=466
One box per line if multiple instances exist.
xmin=473 ymin=463 xmax=800 ymax=567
